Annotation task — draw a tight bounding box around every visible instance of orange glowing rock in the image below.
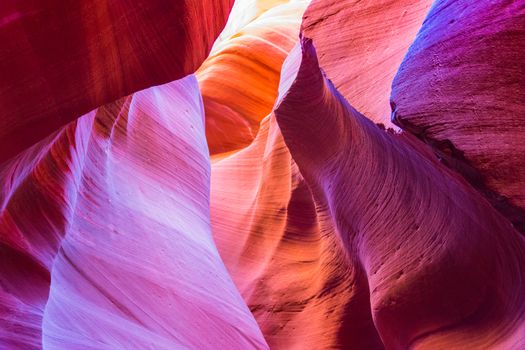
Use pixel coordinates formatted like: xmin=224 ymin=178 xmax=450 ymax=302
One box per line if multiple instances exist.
xmin=198 ymin=1 xmax=307 ymax=155
xmin=207 ymin=5 xmax=384 ymax=344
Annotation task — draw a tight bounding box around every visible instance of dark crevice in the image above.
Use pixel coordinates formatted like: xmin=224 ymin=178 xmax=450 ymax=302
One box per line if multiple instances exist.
xmin=391 ymin=104 xmax=525 ymax=235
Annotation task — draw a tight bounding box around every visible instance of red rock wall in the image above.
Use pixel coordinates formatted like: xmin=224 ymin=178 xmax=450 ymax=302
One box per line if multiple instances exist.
xmin=0 ymin=0 xmax=234 ymax=162
xmin=1 ymin=0 xmax=524 ymax=349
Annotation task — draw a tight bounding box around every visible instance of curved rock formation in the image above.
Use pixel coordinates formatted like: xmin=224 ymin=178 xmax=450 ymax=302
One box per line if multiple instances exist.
xmin=198 ymin=1 xmax=307 ymax=155
xmin=391 ymin=0 xmax=525 ymax=234
xmin=212 ymin=0 xmax=292 ymax=48
xmin=210 ymin=112 xmax=383 ymax=349
xmin=205 ymin=4 xmax=379 ymax=347
xmin=0 ymin=0 xmax=233 ymax=162
xmin=2 ymin=0 xmax=524 ymax=348
xmin=0 ymin=76 xmax=267 ymax=349
xmin=301 ymin=0 xmax=432 ymax=124
xmin=274 ymin=37 xmax=525 ymax=349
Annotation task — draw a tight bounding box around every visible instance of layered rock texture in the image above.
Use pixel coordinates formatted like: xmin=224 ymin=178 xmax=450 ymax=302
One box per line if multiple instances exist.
xmin=198 ymin=1 xmax=307 ymax=154
xmin=0 ymin=0 xmax=234 ymax=162
xmin=274 ymin=38 xmax=525 ymax=349
xmin=302 ymin=0 xmax=433 ymax=124
xmin=391 ymin=0 xmax=525 ymax=234
xmin=1 ymin=76 xmax=268 ymax=349
xmin=1 ymin=0 xmax=524 ymax=349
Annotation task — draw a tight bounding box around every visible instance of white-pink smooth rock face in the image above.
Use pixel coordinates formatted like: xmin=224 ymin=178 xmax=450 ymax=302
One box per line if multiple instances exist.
xmin=2 ymin=1 xmax=524 ymax=349
xmin=43 ymin=76 xmax=267 ymax=349
xmin=1 ymin=75 xmax=267 ymax=349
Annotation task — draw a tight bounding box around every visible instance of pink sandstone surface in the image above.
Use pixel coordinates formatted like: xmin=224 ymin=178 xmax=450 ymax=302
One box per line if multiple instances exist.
xmin=1 ymin=0 xmax=524 ymax=349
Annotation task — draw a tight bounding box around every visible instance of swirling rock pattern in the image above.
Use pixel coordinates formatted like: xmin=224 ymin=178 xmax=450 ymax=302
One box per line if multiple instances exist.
xmin=274 ymin=37 xmax=525 ymax=350
xmin=391 ymin=0 xmax=525 ymax=234
xmin=1 ymin=77 xmax=267 ymax=349
xmin=1 ymin=0 xmax=525 ymax=349
xmin=302 ymin=0 xmax=433 ymax=123
xmin=206 ymin=3 xmax=380 ymax=347
xmin=0 ymin=0 xmax=234 ymax=162
xmin=198 ymin=1 xmax=307 ymax=155
xmin=210 ymin=113 xmax=383 ymax=349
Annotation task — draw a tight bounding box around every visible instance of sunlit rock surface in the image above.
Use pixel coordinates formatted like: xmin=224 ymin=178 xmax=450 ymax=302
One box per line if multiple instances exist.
xmin=1 ymin=77 xmax=267 ymax=349
xmin=1 ymin=0 xmax=524 ymax=349
xmin=198 ymin=1 xmax=308 ymax=155
xmin=206 ymin=3 xmax=380 ymax=347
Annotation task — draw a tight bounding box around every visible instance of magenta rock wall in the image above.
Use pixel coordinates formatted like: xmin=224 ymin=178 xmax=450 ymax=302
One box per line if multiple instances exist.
xmin=1 ymin=0 xmax=524 ymax=349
